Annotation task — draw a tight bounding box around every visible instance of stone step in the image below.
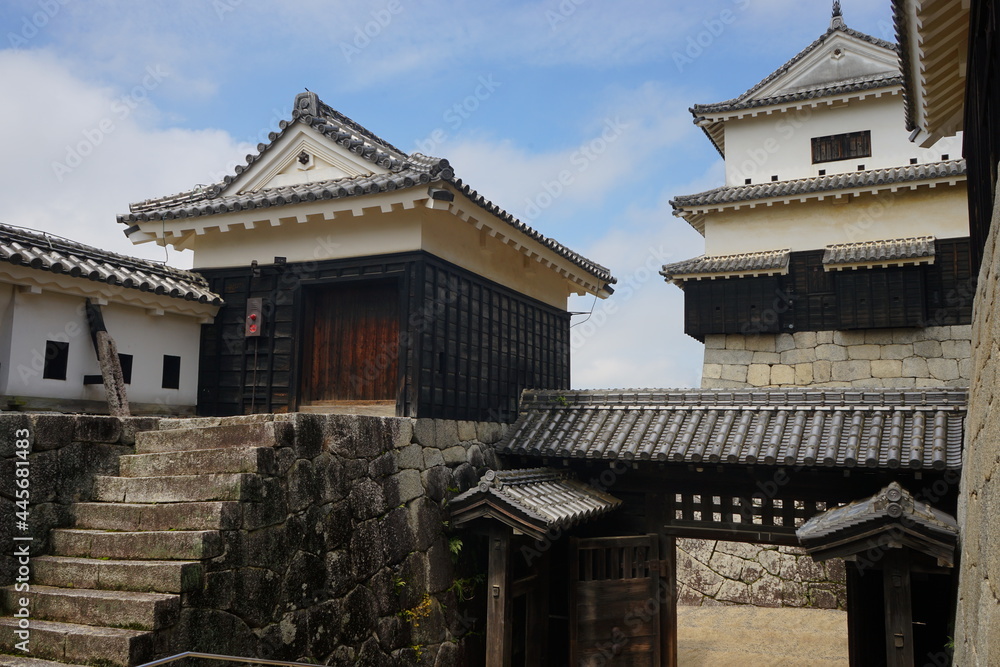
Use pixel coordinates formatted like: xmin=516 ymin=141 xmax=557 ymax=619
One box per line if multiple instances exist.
xmin=156 ymin=414 xmax=280 ymax=430
xmin=94 ymin=473 xmax=262 ymax=503
xmin=119 ymin=446 xmax=276 ymax=478
xmin=136 ymin=421 xmax=290 ymax=453
xmin=72 ymin=501 xmax=241 ymax=532
xmin=0 ymin=656 xmax=86 ymax=667
xmin=0 ymin=617 xmax=154 ymax=667
xmin=51 ymin=529 xmax=222 ymax=561
xmin=1 ymin=585 xmax=179 ymax=631
xmin=32 ymin=556 xmax=202 ymax=594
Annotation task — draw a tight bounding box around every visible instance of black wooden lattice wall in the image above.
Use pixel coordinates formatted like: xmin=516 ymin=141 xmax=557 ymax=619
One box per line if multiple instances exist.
xmin=682 ymin=238 xmax=974 ymax=340
xmin=195 ymin=252 xmax=570 ymax=421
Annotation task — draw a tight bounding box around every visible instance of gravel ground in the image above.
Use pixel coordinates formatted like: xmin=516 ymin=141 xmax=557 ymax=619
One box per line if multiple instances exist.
xmin=677 ymin=605 xmax=849 ymax=666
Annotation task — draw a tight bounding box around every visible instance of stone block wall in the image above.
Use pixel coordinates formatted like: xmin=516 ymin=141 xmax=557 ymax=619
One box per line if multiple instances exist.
xmin=0 ymin=411 xmax=507 ymax=666
xmin=954 ymin=194 xmax=1000 ymax=665
xmin=676 ymin=539 xmax=846 ymax=610
xmin=163 ymin=413 xmax=506 ymax=665
xmin=0 ymin=413 xmax=158 ymax=583
xmin=702 ymin=327 xmax=972 ymax=389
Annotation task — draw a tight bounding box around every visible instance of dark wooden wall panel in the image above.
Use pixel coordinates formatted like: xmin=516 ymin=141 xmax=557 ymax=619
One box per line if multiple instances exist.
xmin=195 ymin=252 xmax=570 ymax=421
xmin=683 ymin=239 xmax=973 ymax=340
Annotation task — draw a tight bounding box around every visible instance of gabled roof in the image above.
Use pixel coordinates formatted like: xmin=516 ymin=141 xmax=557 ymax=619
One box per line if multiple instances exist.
xmin=498 ymin=388 xmax=965 ymax=471
xmin=691 ymin=14 xmax=900 ymax=156
xmin=119 ymin=92 xmax=615 ymax=288
xmin=796 ymin=481 xmax=959 ymax=565
xmin=671 ymin=159 xmax=967 ymax=233
xmin=0 ymin=223 xmax=222 ymax=305
xmin=449 ymin=468 xmax=622 ymax=540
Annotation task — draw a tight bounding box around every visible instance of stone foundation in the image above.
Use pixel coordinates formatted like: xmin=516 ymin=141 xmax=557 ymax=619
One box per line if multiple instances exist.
xmin=676 ymin=539 xmax=846 ymax=610
xmin=702 ymin=326 xmax=971 ymax=389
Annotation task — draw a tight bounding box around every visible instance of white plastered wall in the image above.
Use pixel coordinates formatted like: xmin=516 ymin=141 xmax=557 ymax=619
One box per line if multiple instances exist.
xmin=1 ymin=286 xmax=201 ymax=408
xmin=723 ymin=94 xmax=965 ymax=186
xmin=703 ymin=183 xmax=969 ymax=255
xmin=0 ymin=282 xmax=14 ymax=393
xmin=190 ymin=206 xmax=572 ymax=309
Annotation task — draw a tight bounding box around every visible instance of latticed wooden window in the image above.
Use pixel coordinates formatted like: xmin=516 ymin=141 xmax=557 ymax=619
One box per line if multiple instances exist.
xmin=811 ymin=130 xmax=872 ymax=163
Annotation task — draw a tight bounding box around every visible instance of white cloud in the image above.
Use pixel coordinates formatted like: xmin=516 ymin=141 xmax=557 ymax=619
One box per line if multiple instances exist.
xmin=0 ymin=49 xmax=246 ymax=266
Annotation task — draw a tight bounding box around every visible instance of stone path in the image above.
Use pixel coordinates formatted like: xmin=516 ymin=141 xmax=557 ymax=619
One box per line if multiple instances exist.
xmin=677 ymin=605 xmax=848 ymax=666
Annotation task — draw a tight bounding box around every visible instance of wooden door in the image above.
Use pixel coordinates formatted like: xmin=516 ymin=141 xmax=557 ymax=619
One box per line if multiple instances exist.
xmin=570 ymin=535 xmax=662 ymax=666
xmin=300 ymin=280 xmax=400 ymax=404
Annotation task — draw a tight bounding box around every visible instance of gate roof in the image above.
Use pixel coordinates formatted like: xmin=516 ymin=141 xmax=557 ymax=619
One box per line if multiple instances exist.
xmin=499 ymin=388 xmax=966 ymax=471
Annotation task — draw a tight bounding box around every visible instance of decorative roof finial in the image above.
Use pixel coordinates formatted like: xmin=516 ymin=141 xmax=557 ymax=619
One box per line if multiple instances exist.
xmin=830 ymin=0 xmax=844 ymax=28
xmin=831 ymin=1 xmax=845 ymax=28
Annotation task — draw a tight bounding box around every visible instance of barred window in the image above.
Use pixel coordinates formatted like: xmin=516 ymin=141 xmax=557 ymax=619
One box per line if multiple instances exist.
xmin=811 ymin=130 xmax=872 ymax=164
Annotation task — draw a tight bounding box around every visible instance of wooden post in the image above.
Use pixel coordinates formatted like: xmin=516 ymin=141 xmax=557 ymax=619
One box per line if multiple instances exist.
xmin=85 ymin=300 xmax=130 ymax=417
xmin=524 ymin=547 xmax=549 ymax=665
xmin=883 ymin=549 xmax=914 ymax=667
xmin=486 ymin=524 xmax=513 ymax=667
xmin=661 ymin=534 xmax=678 ymax=667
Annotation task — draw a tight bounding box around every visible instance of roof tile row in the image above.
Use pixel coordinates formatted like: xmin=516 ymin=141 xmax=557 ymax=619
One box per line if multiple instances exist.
xmin=0 ymin=223 xmax=222 ymax=305
xmin=499 ymin=389 xmax=965 ymax=470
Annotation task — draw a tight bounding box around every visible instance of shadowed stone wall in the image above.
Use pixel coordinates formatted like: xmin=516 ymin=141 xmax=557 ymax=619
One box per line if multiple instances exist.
xmin=0 ymin=413 xmax=158 ymax=583
xmin=158 ymin=413 xmax=506 ymax=665
xmin=954 ymin=188 xmax=1000 ymax=665
xmin=0 ymin=411 xmax=505 ymax=666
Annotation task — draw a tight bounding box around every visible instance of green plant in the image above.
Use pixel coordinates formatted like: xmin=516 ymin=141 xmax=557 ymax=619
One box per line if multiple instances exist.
xmin=555 ymin=395 xmax=568 ymax=406
xmin=449 ymin=574 xmax=485 ymax=601
xmin=393 ymin=574 xmax=407 ymax=594
xmin=448 ymin=536 xmax=463 ymax=557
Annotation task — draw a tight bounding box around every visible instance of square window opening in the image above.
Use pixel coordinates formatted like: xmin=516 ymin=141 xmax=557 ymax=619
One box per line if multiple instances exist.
xmin=119 ymin=353 xmax=133 ymax=385
xmin=162 ymin=355 xmax=181 ymax=389
xmin=43 ymin=340 xmax=69 ymax=380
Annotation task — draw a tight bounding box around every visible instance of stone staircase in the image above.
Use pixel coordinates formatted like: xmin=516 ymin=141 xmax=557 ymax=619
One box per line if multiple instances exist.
xmin=0 ymin=420 xmax=282 ymax=667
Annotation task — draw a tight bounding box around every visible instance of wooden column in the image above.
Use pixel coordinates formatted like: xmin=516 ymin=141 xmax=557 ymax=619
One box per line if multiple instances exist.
xmin=486 ymin=524 xmax=513 ymax=667
xmin=524 ymin=548 xmax=549 ymax=665
xmin=661 ymin=534 xmax=678 ymax=667
xmin=883 ymin=549 xmax=914 ymax=667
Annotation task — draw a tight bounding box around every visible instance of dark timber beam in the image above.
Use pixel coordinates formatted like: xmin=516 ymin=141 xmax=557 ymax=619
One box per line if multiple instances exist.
xmin=486 ymin=524 xmax=513 ymax=667
xmin=883 ymin=549 xmax=914 ymax=666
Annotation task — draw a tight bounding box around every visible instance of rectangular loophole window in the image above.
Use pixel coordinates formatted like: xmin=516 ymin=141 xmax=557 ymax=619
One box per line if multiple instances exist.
xmin=162 ymin=355 xmax=181 ymax=389
xmin=43 ymin=340 xmax=69 ymax=380
xmin=811 ymin=130 xmax=871 ymax=163
xmin=119 ymin=353 xmax=133 ymax=385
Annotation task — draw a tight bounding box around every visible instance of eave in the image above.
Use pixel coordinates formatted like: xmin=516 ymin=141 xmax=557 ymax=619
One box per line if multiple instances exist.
xmin=672 ymin=160 xmax=967 ymax=234
xmin=893 ymin=0 xmax=971 ymax=145
xmin=0 ymin=263 xmax=220 ymax=321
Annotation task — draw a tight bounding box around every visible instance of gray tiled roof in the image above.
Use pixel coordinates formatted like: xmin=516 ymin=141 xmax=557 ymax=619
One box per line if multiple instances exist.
xmin=796 ymin=481 xmax=958 ymax=564
xmin=690 ymin=22 xmax=899 ymax=156
xmin=797 ymin=481 xmax=958 ymax=542
xmin=499 ymin=388 xmax=965 ymax=470
xmin=660 ymin=249 xmax=790 ymax=281
xmin=691 ymin=25 xmax=899 ymax=118
xmin=449 ymin=468 xmax=622 ymax=538
xmin=119 ymin=93 xmax=615 ymax=286
xmin=823 ymin=236 xmax=936 ymax=267
xmin=0 ymin=223 xmax=222 ymax=305
xmin=671 ymin=160 xmax=966 ymax=216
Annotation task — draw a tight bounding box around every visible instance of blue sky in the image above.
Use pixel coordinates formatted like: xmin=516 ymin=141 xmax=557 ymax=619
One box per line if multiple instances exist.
xmin=0 ymin=0 xmax=897 ymax=389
